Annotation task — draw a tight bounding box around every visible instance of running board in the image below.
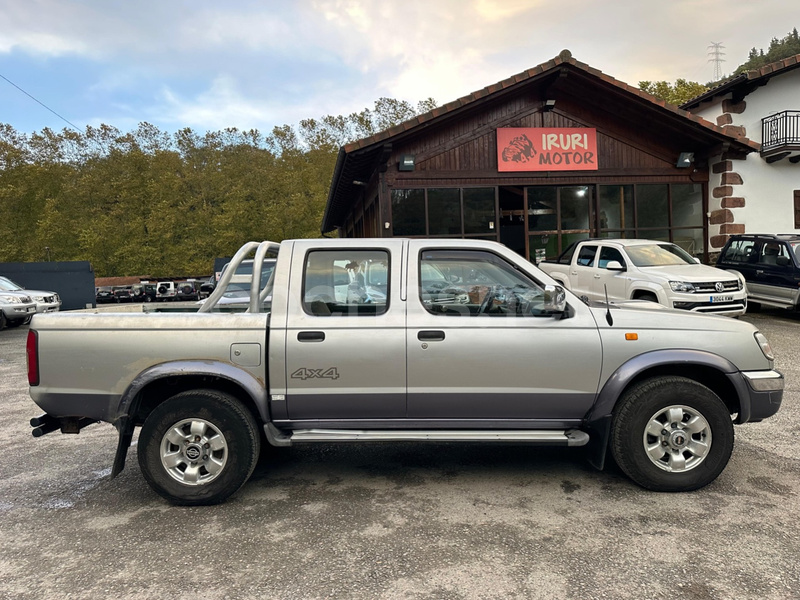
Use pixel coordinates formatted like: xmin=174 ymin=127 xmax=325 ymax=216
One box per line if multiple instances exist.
xmin=265 ymin=424 xmax=588 ymax=447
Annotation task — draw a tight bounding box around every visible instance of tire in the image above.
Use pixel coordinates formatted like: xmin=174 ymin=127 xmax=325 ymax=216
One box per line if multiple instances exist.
xmin=138 ymin=389 xmax=261 ymax=505
xmin=747 ymin=301 xmax=761 ymax=313
xmin=0 ymin=311 xmax=6 ymax=330
xmin=6 ymin=318 xmax=24 ymax=328
xmin=610 ymin=376 xmax=734 ymax=492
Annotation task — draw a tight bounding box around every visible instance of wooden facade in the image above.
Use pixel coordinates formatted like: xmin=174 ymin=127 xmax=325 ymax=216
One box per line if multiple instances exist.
xmin=323 ymin=51 xmax=758 ymax=263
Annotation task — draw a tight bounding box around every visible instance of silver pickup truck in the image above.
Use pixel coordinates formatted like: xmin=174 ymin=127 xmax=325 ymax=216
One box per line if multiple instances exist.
xmin=27 ymin=238 xmax=783 ymax=505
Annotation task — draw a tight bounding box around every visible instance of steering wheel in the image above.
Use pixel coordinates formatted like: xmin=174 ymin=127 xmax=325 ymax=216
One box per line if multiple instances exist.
xmin=478 ymin=286 xmax=498 ymax=314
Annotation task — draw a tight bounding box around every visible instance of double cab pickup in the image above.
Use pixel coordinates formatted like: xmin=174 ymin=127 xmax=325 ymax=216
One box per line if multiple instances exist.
xmin=27 ymin=238 xmax=782 ymax=504
xmin=539 ymin=239 xmax=747 ymax=317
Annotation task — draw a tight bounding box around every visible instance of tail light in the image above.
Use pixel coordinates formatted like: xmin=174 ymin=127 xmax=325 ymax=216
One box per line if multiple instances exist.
xmin=27 ymin=329 xmax=39 ymax=386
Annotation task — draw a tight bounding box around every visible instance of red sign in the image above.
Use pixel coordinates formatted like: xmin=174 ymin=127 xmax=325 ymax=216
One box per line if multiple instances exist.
xmin=497 ymin=127 xmax=598 ymax=172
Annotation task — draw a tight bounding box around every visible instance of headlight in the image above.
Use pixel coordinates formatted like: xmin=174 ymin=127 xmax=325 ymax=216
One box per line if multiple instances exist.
xmin=0 ymin=294 xmax=22 ymax=304
xmin=754 ymin=332 xmax=775 ymax=361
xmin=669 ymin=281 xmax=696 ymax=293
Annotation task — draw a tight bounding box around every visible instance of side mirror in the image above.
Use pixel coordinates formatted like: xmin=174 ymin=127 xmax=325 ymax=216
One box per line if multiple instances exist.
xmin=606 ymin=260 xmax=626 ymax=272
xmin=693 ymin=257 xmax=701 ymax=264
xmin=543 ymin=285 xmax=567 ymax=313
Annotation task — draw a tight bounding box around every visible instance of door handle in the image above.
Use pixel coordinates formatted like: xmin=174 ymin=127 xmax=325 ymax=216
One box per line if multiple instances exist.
xmin=756 ymin=270 xmax=764 ymax=276
xmin=417 ymin=330 xmax=445 ymax=342
xmin=297 ymin=331 xmax=325 ymax=342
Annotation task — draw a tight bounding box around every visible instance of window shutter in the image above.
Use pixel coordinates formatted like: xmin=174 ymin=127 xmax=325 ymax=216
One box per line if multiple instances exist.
xmin=795 ymin=191 xmax=800 ymax=229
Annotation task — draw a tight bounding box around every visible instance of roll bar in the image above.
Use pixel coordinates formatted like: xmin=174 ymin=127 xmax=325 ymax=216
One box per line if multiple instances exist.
xmin=198 ymin=240 xmax=281 ymax=313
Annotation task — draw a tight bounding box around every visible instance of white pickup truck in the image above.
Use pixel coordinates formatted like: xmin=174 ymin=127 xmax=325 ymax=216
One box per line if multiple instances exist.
xmin=27 ymin=238 xmax=782 ymax=505
xmin=539 ymin=239 xmax=748 ymax=317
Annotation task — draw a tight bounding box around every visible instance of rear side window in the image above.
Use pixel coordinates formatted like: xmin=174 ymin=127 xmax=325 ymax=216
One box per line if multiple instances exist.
xmin=576 ymin=245 xmax=598 ymax=267
xmin=720 ymin=239 xmax=756 ymax=263
xmin=303 ymin=250 xmax=388 ymax=316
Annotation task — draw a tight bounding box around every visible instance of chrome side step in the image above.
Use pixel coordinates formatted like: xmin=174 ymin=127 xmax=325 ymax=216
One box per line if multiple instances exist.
xmin=265 ymin=423 xmax=588 ymax=447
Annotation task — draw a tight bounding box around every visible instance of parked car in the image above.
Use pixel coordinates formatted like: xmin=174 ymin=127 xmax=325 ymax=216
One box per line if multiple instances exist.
xmin=175 ymin=281 xmax=202 ymax=301
xmin=539 ymin=239 xmax=747 ymax=317
xmin=156 ymin=281 xmax=177 ymax=302
xmin=716 ymin=233 xmax=800 ymax=311
xmin=0 ymin=289 xmax=36 ymax=329
xmin=0 ymin=276 xmax=61 ymax=314
xmin=131 ymin=283 xmax=157 ymax=303
xmin=199 ymin=276 xmax=216 ymax=299
xmin=95 ymin=286 xmax=116 ymax=304
xmin=113 ymin=286 xmax=134 ymax=303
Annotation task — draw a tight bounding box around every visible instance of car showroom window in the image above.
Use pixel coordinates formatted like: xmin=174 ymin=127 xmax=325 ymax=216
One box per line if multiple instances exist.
xmin=419 ymin=250 xmax=547 ymax=316
xmin=303 ymin=250 xmax=388 ymax=316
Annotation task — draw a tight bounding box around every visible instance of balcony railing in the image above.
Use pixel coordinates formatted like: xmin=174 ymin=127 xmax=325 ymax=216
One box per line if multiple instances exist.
xmin=761 ymin=111 xmax=800 ymax=154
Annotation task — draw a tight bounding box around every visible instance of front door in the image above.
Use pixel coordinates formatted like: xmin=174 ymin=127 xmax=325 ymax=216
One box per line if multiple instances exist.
xmin=406 ymin=242 xmax=603 ymax=423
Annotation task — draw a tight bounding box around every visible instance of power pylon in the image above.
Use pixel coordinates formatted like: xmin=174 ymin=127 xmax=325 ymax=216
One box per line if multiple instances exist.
xmin=708 ymin=42 xmax=726 ymax=80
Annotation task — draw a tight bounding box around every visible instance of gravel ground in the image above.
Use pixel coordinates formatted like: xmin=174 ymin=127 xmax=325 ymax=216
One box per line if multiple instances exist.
xmin=0 ymin=310 xmax=797 ymax=600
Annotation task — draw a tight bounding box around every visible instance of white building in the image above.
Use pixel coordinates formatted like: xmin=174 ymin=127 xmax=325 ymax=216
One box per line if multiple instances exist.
xmin=682 ymin=54 xmax=800 ymax=252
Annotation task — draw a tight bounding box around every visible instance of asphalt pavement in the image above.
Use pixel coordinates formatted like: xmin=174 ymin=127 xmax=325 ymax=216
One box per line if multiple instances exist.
xmin=0 ymin=310 xmax=798 ymax=600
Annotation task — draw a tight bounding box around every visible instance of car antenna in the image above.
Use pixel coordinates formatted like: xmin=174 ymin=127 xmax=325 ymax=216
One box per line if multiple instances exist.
xmin=604 ymin=284 xmax=613 ymax=326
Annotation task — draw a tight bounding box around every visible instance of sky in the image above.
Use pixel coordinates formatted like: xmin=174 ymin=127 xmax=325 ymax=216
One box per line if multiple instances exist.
xmin=1 ymin=0 xmax=799 ymax=136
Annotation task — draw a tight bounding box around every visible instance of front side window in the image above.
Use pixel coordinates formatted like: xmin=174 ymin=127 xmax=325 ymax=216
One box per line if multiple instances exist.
xmin=303 ymin=250 xmax=389 ymax=316
xmin=598 ymin=247 xmax=625 ymax=269
xmin=419 ymin=250 xmax=548 ymax=316
xmin=721 ymin=239 xmax=756 ymax=263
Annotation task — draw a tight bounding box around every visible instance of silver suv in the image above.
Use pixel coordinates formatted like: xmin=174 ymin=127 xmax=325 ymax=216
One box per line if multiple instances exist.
xmin=0 ymin=289 xmax=36 ymax=329
xmin=0 ymin=276 xmax=61 ymax=316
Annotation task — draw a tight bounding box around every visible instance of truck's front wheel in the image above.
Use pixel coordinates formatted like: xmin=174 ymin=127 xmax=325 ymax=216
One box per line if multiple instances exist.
xmin=138 ymin=390 xmax=260 ymax=505
xmin=610 ymin=376 xmax=734 ymax=492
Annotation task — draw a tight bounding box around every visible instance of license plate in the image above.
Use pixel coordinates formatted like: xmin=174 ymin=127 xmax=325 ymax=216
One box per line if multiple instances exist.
xmin=710 ymin=295 xmax=733 ymax=303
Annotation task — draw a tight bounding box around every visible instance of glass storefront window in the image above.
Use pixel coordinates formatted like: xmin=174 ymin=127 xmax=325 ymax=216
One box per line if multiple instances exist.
xmin=560 ymin=186 xmax=591 ymax=231
xmin=428 ymin=188 xmax=461 ymax=235
xmin=672 ymin=228 xmax=704 ymax=258
xmin=463 ymin=188 xmax=496 ymax=234
xmin=672 ymin=184 xmax=703 ymax=228
xmin=528 ymin=233 xmax=559 ymax=263
xmin=391 ymin=189 xmax=425 ymax=236
xmin=636 ymin=184 xmax=668 ymax=229
xmin=527 ymin=187 xmax=558 ymax=232
xmin=599 ymin=185 xmax=634 ymax=232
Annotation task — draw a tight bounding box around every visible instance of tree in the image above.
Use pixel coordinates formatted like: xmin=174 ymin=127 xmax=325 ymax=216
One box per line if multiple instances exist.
xmin=638 ymin=79 xmax=709 ymax=105
xmin=0 ymin=96 xmax=437 ymax=276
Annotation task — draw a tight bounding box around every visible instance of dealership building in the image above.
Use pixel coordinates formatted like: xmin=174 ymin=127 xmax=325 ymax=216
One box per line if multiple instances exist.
xmin=322 ymin=50 xmax=764 ymax=263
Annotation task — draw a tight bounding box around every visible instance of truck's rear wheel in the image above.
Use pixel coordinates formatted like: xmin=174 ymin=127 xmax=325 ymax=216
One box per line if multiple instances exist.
xmin=138 ymin=389 xmax=260 ymax=505
xmin=610 ymin=376 xmax=734 ymax=492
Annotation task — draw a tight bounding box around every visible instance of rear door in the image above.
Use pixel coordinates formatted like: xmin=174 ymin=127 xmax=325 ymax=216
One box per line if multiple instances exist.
xmin=280 ymin=240 xmax=407 ymax=420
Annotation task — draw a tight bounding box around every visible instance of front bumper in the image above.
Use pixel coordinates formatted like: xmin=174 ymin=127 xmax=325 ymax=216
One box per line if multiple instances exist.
xmin=671 ymin=293 xmax=747 ymax=316
xmin=740 ymin=370 xmax=784 ymax=421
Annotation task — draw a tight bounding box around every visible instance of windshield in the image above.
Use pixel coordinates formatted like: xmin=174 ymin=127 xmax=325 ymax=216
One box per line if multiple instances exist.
xmin=0 ymin=276 xmax=22 ymax=292
xmin=625 ymin=244 xmax=695 ymax=267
